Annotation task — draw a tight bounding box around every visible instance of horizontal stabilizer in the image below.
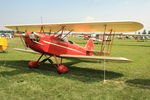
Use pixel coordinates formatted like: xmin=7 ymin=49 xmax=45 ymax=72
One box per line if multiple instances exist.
xmin=60 ymin=55 xmax=132 ymax=63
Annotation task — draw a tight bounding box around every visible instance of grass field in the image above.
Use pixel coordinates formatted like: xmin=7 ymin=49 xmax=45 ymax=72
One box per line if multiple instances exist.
xmin=0 ymin=37 xmax=150 ymax=100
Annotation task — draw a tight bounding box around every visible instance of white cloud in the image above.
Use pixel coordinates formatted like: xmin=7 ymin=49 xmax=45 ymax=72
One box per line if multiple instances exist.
xmin=84 ymin=16 xmax=95 ymax=21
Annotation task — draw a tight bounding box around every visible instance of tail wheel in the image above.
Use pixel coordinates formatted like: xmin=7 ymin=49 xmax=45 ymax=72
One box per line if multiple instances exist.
xmin=57 ymin=65 xmax=69 ymax=74
xmin=28 ymin=61 xmax=39 ymax=68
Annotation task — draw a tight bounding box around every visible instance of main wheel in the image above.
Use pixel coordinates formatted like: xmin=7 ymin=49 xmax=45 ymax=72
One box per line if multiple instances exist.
xmin=57 ymin=65 xmax=69 ymax=74
xmin=28 ymin=61 xmax=39 ymax=68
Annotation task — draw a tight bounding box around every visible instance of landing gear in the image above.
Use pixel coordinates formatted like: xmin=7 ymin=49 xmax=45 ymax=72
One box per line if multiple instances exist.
xmin=53 ymin=55 xmax=69 ymax=74
xmin=41 ymin=58 xmax=53 ymax=64
xmin=28 ymin=53 xmax=69 ymax=74
xmin=28 ymin=61 xmax=39 ymax=68
xmin=28 ymin=53 xmax=44 ymax=68
xmin=57 ymin=65 xmax=69 ymax=74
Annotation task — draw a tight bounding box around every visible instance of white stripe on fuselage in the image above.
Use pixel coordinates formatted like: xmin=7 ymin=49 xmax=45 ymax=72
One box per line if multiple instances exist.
xmin=43 ymin=40 xmax=85 ymax=54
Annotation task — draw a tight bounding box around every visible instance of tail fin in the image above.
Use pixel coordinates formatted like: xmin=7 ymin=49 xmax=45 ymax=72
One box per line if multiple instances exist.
xmin=85 ymin=39 xmax=94 ymax=56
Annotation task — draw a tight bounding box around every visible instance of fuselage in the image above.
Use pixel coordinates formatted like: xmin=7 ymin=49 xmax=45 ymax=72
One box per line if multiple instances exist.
xmin=24 ymin=32 xmax=87 ymax=56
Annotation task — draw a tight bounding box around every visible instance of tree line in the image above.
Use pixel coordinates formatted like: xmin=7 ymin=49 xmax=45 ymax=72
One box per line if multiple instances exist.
xmin=138 ymin=30 xmax=150 ymax=34
xmin=0 ymin=30 xmax=15 ymax=33
xmin=0 ymin=30 xmax=23 ymax=34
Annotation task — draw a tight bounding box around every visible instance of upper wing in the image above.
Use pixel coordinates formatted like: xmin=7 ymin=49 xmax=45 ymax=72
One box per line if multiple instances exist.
xmin=5 ymin=21 xmax=143 ymax=33
xmin=60 ymin=55 xmax=132 ymax=63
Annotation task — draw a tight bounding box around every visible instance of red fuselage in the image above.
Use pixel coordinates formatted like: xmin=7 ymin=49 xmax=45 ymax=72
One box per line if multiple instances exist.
xmin=24 ymin=32 xmax=87 ymax=56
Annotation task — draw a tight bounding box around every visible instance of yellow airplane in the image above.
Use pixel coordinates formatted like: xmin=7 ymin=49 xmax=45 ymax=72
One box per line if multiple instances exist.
xmin=0 ymin=37 xmax=8 ymax=52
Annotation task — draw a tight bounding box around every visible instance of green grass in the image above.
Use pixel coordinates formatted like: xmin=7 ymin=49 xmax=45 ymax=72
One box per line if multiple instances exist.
xmin=0 ymin=37 xmax=150 ymax=100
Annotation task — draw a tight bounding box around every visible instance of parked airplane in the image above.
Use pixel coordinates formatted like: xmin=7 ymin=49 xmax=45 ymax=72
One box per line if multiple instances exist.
xmin=0 ymin=37 xmax=8 ymax=52
xmin=5 ymin=21 xmax=143 ymax=73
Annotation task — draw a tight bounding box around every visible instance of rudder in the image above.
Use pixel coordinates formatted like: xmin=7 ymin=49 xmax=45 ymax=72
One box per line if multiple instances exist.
xmin=85 ymin=39 xmax=94 ymax=55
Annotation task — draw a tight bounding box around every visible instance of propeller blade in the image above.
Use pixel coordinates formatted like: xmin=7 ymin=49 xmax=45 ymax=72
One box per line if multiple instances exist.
xmin=12 ymin=33 xmax=28 ymax=49
xmin=20 ymin=37 xmax=27 ymax=49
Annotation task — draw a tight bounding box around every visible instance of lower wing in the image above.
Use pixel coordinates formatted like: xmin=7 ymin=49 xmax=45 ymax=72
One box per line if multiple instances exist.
xmin=13 ymin=48 xmax=132 ymax=63
xmin=60 ymin=55 xmax=132 ymax=63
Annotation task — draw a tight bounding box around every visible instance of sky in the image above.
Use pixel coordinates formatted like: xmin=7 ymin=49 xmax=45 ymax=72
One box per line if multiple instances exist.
xmin=0 ymin=0 xmax=150 ymax=31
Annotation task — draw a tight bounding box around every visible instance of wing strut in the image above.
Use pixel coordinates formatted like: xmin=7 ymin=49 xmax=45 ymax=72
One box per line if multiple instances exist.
xmin=40 ymin=26 xmax=45 ymax=33
xmin=62 ymin=29 xmax=73 ymax=39
xmin=100 ymin=25 xmax=107 ymax=56
xmin=100 ymin=26 xmax=115 ymax=56
xmin=53 ymin=26 xmax=65 ymax=36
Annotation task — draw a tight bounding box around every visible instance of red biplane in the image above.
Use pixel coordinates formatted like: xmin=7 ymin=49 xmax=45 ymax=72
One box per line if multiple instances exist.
xmin=5 ymin=21 xmax=143 ymax=73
